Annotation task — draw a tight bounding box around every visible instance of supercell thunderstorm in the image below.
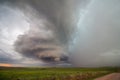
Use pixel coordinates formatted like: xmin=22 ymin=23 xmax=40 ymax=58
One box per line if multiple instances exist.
xmin=0 ymin=0 xmax=120 ymax=67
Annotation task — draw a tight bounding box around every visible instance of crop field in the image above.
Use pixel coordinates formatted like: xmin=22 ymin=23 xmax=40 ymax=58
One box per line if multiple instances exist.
xmin=0 ymin=67 xmax=119 ymax=80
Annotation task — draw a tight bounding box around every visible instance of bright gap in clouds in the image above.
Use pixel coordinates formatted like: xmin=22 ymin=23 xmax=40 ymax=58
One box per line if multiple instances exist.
xmin=0 ymin=5 xmax=29 ymax=45
xmin=0 ymin=4 xmax=32 ymax=66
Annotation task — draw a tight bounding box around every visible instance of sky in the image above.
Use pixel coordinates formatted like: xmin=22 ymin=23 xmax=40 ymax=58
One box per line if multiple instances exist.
xmin=0 ymin=0 xmax=120 ymax=67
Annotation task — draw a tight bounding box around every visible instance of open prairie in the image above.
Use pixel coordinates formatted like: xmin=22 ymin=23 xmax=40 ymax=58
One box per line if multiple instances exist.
xmin=0 ymin=67 xmax=119 ymax=80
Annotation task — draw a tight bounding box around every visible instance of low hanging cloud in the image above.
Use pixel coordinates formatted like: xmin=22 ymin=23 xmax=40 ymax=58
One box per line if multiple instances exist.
xmin=15 ymin=34 xmax=68 ymax=63
xmin=14 ymin=6 xmax=68 ymax=63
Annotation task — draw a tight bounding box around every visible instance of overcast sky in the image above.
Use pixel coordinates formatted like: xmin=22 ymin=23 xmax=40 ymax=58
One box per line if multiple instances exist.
xmin=0 ymin=0 xmax=120 ymax=67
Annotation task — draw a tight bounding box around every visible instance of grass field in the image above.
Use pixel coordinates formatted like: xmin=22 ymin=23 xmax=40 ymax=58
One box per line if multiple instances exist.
xmin=0 ymin=67 xmax=119 ymax=80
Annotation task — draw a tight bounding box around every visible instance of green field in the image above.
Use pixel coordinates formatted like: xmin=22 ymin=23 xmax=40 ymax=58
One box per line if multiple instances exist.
xmin=0 ymin=67 xmax=119 ymax=80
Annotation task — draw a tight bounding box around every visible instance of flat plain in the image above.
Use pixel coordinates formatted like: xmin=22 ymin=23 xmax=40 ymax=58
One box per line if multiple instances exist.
xmin=0 ymin=67 xmax=119 ymax=80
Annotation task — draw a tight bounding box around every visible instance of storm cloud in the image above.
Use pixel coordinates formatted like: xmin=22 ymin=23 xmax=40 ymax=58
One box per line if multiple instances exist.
xmin=0 ymin=0 xmax=120 ymax=67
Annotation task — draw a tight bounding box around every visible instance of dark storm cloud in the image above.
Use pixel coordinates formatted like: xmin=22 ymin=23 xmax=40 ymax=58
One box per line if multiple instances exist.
xmin=14 ymin=27 xmax=68 ymax=63
xmin=0 ymin=0 xmax=95 ymax=66
xmin=12 ymin=0 xmax=76 ymax=64
xmin=0 ymin=0 xmax=72 ymax=64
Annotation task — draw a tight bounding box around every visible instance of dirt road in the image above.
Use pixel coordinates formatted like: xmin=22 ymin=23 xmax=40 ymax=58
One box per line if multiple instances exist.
xmin=95 ymin=73 xmax=120 ymax=80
